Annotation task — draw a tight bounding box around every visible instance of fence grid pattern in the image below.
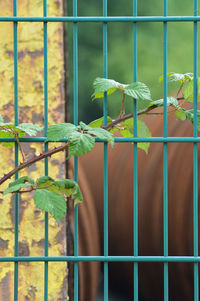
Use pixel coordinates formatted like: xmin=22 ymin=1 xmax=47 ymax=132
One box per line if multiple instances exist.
xmin=0 ymin=0 xmax=199 ymax=300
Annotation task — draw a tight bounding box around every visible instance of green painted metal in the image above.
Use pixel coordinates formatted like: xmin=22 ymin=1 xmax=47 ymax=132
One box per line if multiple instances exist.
xmin=13 ymin=0 xmax=19 ymax=300
xmin=43 ymin=0 xmax=49 ymax=300
xmin=0 ymin=0 xmax=199 ymax=300
xmin=73 ymin=0 xmax=79 ymax=300
xmin=163 ymin=1 xmax=168 ymax=300
xmin=133 ymin=0 xmax=138 ymax=299
xmin=103 ymin=1 xmax=108 ymax=299
xmin=193 ymin=0 xmax=199 ymax=300
xmin=0 ymin=16 xmax=200 ymax=22
xmin=1 ymin=255 xmax=200 ymax=263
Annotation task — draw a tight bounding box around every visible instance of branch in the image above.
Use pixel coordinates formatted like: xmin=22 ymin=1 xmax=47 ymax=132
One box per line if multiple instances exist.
xmin=101 ymin=105 xmax=157 ymax=130
xmin=102 ymin=97 xmax=185 ymax=130
xmin=0 ymin=143 xmax=69 ymax=186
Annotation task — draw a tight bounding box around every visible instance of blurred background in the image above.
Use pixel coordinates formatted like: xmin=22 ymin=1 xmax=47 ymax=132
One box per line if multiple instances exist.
xmin=66 ymin=0 xmax=198 ymax=124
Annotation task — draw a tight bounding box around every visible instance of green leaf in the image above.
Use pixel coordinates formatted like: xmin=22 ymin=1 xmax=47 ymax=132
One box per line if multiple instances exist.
xmin=36 ymin=176 xmax=55 ymax=187
xmin=3 ymin=183 xmax=31 ymax=195
xmin=76 ymin=122 xmax=114 ymax=147
xmin=46 ymin=123 xmax=77 ymax=142
xmin=175 ymin=110 xmax=186 ymax=121
xmin=0 ymin=115 xmax=4 ymax=123
xmin=87 ymin=127 xmax=114 ymax=147
xmin=0 ymin=129 xmax=16 ymax=148
xmin=34 ymin=189 xmax=66 ymax=224
xmin=88 ymin=116 xmax=113 ymax=128
xmin=92 ymin=78 xmax=122 ymax=99
xmin=121 ymin=118 xmax=151 ymax=153
xmin=45 ymin=179 xmax=76 ymax=194
xmin=124 ymin=82 xmax=151 ymax=101
xmin=183 ymin=78 xmax=200 ymax=102
xmin=0 ymin=122 xmax=38 ymax=148
xmin=151 ymin=96 xmax=178 ymax=107
xmin=41 ymin=179 xmax=83 ymax=206
xmin=184 ymin=109 xmax=200 ymax=131
xmin=160 ymin=72 xmax=193 ymax=83
xmin=16 ymin=123 xmax=43 ymax=136
xmin=68 ymin=131 xmax=95 ymax=157
xmin=72 ymin=182 xmax=83 ymax=207
xmin=9 ymin=176 xmax=34 ymax=187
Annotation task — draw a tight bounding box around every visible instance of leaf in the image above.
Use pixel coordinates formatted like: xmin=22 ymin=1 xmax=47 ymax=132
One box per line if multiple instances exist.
xmin=183 ymin=78 xmax=200 ymax=102
xmin=3 ymin=183 xmax=32 ymax=195
xmin=88 ymin=116 xmax=113 ymax=128
xmin=77 ymin=122 xmax=114 ymax=147
xmin=184 ymin=109 xmax=200 ymax=131
xmin=37 ymin=176 xmax=55 ymax=187
xmin=0 ymin=122 xmax=40 ymax=148
xmin=68 ymin=131 xmax=95 ymax=157
xmin=160 ymin=72 xmax=193 ymax=83
xmin=47 ymin=179 xmax=77 ymax=195
xmin=0 ymin=115 xmax=4 ymax=123
xmin=34 ymin=189 xmax=66 ymax=224
xmin=72 ymin=182 xmax=83 ymax=207
xmin=0 ymin=129 xmax=17 ymax=148
xmin=16 ymin=123 xmax=43 ymax=136
xmin=124 ymin=82 xmax=151 ymax=101
xmin=87 ymin=127 xmax=114 ymax=147
xmin=46 ymin=123 xmax=77 ymax=141
xmin=121 ymin=118 xmax=151 ymax=153
xmin=175 ymin=110 xmax=186 ymax=121
xmin=92 ymin=78 xmax=123 ymax=99
xmin=151 ymin=96 xmax=178 ymax=107
xmin=40 ymin=179 xmax=83 ymax=206
xmin=9 ymin=176 xmax=34 ymax=187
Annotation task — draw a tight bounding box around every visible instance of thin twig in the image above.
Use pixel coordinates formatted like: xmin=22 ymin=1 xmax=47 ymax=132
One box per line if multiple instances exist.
xmin=101 ymin=105 xmax=157 ymax=130
xmin=0 ymin=143 xmax=69 ymax=186
xmin=102 ymin=96 xmax=186 ymax=130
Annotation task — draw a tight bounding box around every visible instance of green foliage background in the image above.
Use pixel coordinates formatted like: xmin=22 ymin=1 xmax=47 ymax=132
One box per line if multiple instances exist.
xmin=66 ymin=1 xmax=198 ymax=123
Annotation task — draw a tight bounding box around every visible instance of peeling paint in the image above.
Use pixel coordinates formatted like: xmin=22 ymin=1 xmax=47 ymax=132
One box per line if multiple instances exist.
xmin=0 ymin=0 xmax=67 ymax=299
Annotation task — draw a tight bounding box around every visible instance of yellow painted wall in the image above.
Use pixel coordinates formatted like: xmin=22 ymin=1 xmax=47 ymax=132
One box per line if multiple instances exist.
xmin=0 ymin=1 xmax=67 ymax=300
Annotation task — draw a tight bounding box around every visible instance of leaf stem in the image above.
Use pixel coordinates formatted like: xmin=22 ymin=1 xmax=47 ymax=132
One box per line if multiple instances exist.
xmin=119 ymin=93 xmax=126 ymax=118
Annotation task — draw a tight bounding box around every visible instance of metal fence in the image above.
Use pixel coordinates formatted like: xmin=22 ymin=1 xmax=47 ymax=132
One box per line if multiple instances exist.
xmin=0 ymin=0 xmax=199 ymax=300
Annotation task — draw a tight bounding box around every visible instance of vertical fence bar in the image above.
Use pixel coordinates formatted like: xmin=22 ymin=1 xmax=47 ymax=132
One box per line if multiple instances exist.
xmin=43 ymin=0 xmax=49 ymax=300
xmin=163 ymin=1 xmax=168 ymax=301
xmin=103 ymin=0 xmax=108 ymax=300
xmin=13 ymin=0 xmax=19 ymax=300
xmin=133 ymin=0 xmax=138 ymax=300
xmin=73 ymin=0 xmax=79 ymax=300
xmin=193 ymin=0 xmax=198 ymax=300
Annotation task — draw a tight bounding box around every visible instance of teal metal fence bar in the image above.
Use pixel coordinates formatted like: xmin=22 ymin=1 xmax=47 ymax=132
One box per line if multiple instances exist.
xmin=73 ymin=0 xmax=79 ymax=300
xmin=163 ymin=0 xmax=168 ymax=300
xmin=133 ymin=0 xmax=138 ymax=299
xmin=0 ymin=16 xmax=200 ymax=22
xmin=103 ymin=0 xmax=108 ymax=299
xmin=43 ymin=0 xmax=49 ymax=300
xmin=1 ymin=255 xmax=200 ymax=263
xmin=0 ymin=1 xmax=199 ymax=300
xmin=193 ymin=1 xmax=199 ymax=300
xmin=2 ymin=136 xmax=200 ymax=143
xmin=13 ymin=0 xmax=19 ymax=300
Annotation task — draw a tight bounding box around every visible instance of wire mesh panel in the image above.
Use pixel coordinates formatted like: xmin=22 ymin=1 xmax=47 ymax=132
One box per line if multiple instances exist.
xmin=0 ymin=0 xmax=199 ymax=300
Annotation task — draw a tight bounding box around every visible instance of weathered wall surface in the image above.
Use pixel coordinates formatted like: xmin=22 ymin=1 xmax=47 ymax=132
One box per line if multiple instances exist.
xmin=0 ymin=1 xmax=67 ymax=300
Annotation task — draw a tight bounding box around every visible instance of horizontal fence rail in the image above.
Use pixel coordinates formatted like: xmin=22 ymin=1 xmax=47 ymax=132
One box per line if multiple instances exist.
xmin=1 ymin=256 xmax=200 ymax=263
xmin=0 ymin=16 xmax=200 ymax=22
